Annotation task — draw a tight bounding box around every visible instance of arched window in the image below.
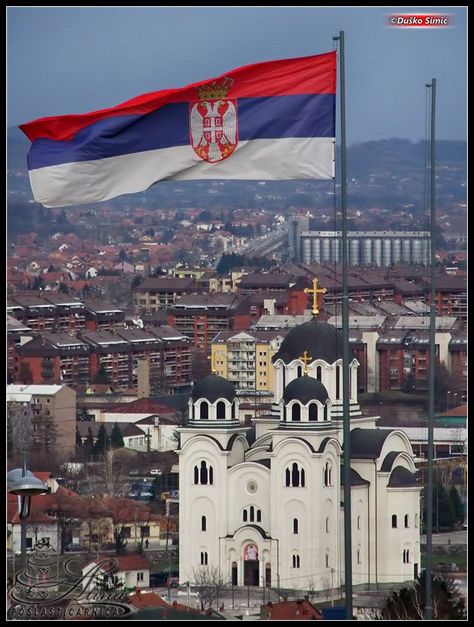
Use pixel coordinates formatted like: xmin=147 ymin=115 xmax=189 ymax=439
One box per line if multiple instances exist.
xmin=285 ymin=463 xmax=305 ymax=487
xmin=256 ymin=509 xmax=262 ymax=523
xmin=357 ymin=516 xmax=361 ymax=530
xmin=200 ymin=460 xmax=208 ymax=485
xmin=324 ymin=462 xmax=332 ymax=487
xmin=325 ymin=517 xmax=330 ymax=533
xmin=316 ymin=366 xmax=322 ymax=381
xmin=201 ymin=516 xmax=206 ymax=531
xmin=404 ymin=514 xmax=409 ymax=528
xmin=231 ymin=403 xmax=235 ymax=419
xmin=335 ymin=365 xmax=341 ymax=399
xmin=292 ymin=554 xmax=300 ymax=568
xmin=249 ymin=506 xmax=255 ymax=522
xmin=292 ymin=404 xmax=301 ymax=422
xmin=402 ymin=549 xmax=410 ymax=564
xmin=325 ymin=553 xmax=330 ymax=568
xmin=309 ymin=403 xmax=318 ymax=421
xmin=297 ymin=366 xmax=302 ymax=378
xmin=200 ymin=551 xmax=208 ymax=566
xmin=357 ymin=548 xmax=361 ymax=564
xmin=216 ymin=401 xmax=226 ymax=420
xmin=231 ymin=562 xmax=238 ymax=586
xmin=200 ymin=402 xmax=209 ymax=420
xmin=293 ymin=518 xmax=299 ymax=534
xmin=195 ymin=461 xmax=214 ymax=485
xmin=291 ymin=463 xmax=299 ymax=486
xmin=323 ymin=403 xmax=329 ymax=421
xmin=415 ymin=513 xmax=419 ymax=528
xmin=391 ymin=514 xmax=397 ymax=528
xmin=243 ymin=509 xmax=248 ymax=522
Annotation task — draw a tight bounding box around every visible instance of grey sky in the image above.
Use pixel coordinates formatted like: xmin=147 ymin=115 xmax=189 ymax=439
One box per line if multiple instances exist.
xmin=7 ymin=6 xmax=467 ymax=145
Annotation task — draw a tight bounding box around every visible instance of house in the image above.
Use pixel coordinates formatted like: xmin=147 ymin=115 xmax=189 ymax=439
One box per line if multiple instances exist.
xmin=260 ymin=598 xmax=324 ymax=620
xmin=81 ymin=554 xmax=151 ymax=590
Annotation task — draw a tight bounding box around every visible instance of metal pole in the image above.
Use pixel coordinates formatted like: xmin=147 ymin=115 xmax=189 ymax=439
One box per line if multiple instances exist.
xmin=20 ymin=454 xmax=28 ymax=572
xmin=424 ymin=77 xmax=436 ymax=621
xmin=333 ymin=29 xmax=353 ymax=621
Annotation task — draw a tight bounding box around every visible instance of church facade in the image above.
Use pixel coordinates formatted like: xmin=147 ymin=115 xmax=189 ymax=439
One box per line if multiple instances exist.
xmin=178 ymin=314 xmax=421 ymax=592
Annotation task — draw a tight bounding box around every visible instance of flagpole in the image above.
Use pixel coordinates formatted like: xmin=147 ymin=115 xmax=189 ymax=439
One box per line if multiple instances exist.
xmin=333 ymin=30 xmax=353 ymax=620
xmin=424 ymin=77 xmax=436 ymax=621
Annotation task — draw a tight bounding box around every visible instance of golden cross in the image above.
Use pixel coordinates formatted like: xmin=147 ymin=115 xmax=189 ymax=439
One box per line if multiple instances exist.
xmin=304 ymin=276 xmax=327 ymax=317
xmin=207 ymin=353 xmax=217 ymax=374
xmin=299 ymin=350 xmax=312 ymax=375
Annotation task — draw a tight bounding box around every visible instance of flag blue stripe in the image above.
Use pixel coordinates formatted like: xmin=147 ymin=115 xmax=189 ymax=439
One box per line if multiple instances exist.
xmin=27 ymin=94 xmax=335 ymax=170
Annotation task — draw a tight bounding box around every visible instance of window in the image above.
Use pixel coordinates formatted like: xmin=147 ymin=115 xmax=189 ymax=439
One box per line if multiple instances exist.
xmin=285 ymin=463 xmax=305 ymax=487
xmin=357 ymin=516 xmax=361 ymax=530
xmin=309 ymin=403 xmax=318 ymax=421
xmin=200 ymin=402 xmax=209 ymax=420
xmin=26 ymin=537 xmax=33 ymax=548
xmin=323 ymin=403 xmax=329 ymax=421
xmin=323 ymin=462 xmax=332 ymax=487
xmin=403 ymin=549 xmax=410 ymax=564
xmin=391 ymin=514 xmax=397 ymax=528
xmin=201 ymin=516 xmax=207 ymax=532
xmin=249 ymin=506 xmax=255 ymax=522
xmin=404 ymin=514 xmax=409 ymax=528
xmin=292 ymin=404 xmax=301 ymax=422
xmin=335 ymin=365 xmax=341 ymax=399
xmin=297 ymin=366 xmax=303 ymax=378
xmin=357 ymin=549 xmax=361 ymax=564
xmin=200 ymin=551 xmax=208 ymax=566
xmin=122 ymin=527 xmax=131 ymax=539
xmin=325 ymin=517 xmax=330 ymax=533
xmin=293 ymin=518 xmax=299 ymax=534
xmin=216 ymin=401 xmax=226 ymax=420
xmin=243 ymin=509 xmax=248 ymax=522
xmin=193 ymin=461 xmax=214 ymax=485
xmin=292 ymin=554 xmax=300 ymax=568
xmin=137 ymin=572 xmax=144 ymax=581
xmin=140 ymin=526 xmax=150 ymax=537
xmin=415 ymin=513 xmax=419 ymax=528
xmin=325 ymin=553 xmax=330 ymax=568
xmin=316 ymin=366 xmax=322 ymax=381
xmin=256 ymin=509 xmax=261 ymax=523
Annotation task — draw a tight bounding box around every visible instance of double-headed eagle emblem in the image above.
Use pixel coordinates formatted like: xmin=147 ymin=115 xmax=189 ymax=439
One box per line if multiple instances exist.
xmin=190 ymin=77 xmax=238 ymax=163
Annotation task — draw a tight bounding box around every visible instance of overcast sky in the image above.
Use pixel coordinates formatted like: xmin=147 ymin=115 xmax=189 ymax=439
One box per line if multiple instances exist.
xmin=7 ymin=6 xmax=467 ymax=145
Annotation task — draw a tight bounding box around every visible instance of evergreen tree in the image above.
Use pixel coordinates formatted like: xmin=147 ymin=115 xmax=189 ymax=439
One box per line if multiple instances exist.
xmin=110 ymin=423 xmax=125 ymax=449
xmin=449 ymin=486 xmax=465 ymax=524
xmin=434 ymin=483 xmax=456 ymax=530
xmin=94 ymin=424 xmax=109 ymax=457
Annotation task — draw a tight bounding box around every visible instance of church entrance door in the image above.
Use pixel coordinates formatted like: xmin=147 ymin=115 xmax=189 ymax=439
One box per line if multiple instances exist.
xmin=244 ymin=560 xmax=259 ymax=586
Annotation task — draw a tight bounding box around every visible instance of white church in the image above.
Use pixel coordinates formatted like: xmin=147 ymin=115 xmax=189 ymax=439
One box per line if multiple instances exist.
xmin=178 ymin=308 xmax=421 ymax=592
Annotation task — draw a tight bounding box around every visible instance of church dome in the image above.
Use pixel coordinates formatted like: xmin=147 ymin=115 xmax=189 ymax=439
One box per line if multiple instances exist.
xmin=272 ymin=319 xmax=343 ymax=365
xmin=283 ymin=375 xmax=329 ymax=405
xmin=191 ymin=374 xmax=236 ymax=403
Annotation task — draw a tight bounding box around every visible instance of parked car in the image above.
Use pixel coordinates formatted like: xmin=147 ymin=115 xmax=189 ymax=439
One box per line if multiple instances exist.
xmin=177 ymin=589 xmax=200 ymax=597
xmin=149 ymin=469 xmax=162 ymax=476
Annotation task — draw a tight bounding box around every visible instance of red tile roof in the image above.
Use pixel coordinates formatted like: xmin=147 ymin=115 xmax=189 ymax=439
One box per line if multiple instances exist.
xmin=443 ymin=404 xmax=467 ymax=417
xmin=90 ymin=554 xmax=151 ymax=572
xmin=263 ymin=599 xmax=324 ymax=620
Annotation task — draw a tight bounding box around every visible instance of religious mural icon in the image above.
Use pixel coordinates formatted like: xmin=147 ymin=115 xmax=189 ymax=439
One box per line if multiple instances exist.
xmin=190 ymin=77 xmax=238 ymax=163
xmin=243 ymin=543 xmax=258 ymax=561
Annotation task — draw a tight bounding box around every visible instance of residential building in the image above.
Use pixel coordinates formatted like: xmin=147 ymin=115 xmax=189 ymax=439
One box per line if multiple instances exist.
xmin=133 ymin=277 xmax=195 ymax=310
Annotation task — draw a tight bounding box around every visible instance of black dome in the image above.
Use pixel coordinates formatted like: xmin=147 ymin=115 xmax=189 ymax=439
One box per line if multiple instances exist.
xmin=191 ymin=374 xmax=236 ymax=403
xmin=272 ymin=319 xmax=343 ymax=365
xmin=283 ymin=375 xmax=329 ymax=405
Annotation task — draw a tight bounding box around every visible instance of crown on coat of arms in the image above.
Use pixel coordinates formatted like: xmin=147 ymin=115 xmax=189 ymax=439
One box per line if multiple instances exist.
xmin=196 ymin=77 xmax=234 ymax=100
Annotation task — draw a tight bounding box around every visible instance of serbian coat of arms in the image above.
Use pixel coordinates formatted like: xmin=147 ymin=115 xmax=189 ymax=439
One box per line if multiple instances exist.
xmin=190 ymin=77 xmax=238 ymax=163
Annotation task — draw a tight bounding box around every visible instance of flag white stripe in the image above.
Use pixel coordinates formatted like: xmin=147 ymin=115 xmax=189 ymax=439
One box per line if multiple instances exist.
xmin=29 ymin=137 xmax=334 ymax=208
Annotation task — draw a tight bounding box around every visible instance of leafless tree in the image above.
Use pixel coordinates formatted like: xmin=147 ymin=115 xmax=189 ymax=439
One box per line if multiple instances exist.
xmin=7 ymin=401 xmax=33 ymax=459
xmin=189 ymin=566 xmax=230 ymax=611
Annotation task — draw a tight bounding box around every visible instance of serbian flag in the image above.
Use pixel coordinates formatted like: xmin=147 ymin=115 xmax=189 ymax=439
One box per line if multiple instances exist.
xmin=20 ymin=51 xmax=336 ymax=208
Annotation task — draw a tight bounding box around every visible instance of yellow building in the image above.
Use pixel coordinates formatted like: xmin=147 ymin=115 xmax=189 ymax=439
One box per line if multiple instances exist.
xmin=211 ymin=330 xmax=288 ymax=393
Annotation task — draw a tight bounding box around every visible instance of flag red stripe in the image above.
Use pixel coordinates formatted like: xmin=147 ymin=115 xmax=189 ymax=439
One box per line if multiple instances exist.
xmin=20 ymin=52 xmax=336 ymax=142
